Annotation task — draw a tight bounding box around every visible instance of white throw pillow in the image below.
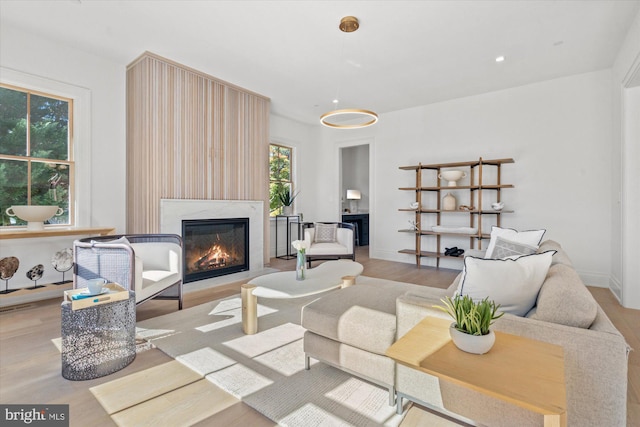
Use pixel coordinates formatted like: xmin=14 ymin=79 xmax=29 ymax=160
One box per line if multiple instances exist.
xmin=458 ymin=251 xmax=555 ymax=316
xmin=92 ymin=236 xmax=131 ymax=246
xmin=484 ymin=226 xmax=545 ymax=259
xmin=314 ymin=223 xmax=338 ymax=243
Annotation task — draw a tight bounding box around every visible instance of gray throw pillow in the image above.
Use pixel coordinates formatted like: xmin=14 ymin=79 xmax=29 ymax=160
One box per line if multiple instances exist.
xmin=490 ymin=236 xmax=538 ymax=259
xmin=314 ymin=223 xmax=338 ymax=243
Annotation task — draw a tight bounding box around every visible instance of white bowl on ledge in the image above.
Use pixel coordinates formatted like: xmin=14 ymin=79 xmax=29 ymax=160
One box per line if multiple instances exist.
xmin=6 ymin=205 xmax=64 ymax=231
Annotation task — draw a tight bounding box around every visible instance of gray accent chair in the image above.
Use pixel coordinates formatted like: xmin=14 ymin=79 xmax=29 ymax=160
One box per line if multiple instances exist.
xmin=303 ymin=222 xmax=355 ymax=267
xmin=73 ymin=234 xmax=183 ymax=309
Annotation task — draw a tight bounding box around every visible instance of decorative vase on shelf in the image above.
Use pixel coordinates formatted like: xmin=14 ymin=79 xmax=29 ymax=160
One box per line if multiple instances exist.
xmin=443 ymin=193 xmax=456 ymax=211
xmin=296 ymin=251 xmax=306 ymax=280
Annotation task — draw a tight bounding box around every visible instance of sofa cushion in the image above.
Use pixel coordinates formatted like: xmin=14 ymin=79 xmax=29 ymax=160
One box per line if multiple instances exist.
xmin=302 ymin=284 xmax=414 ymax=355
xmin=459 ymin=251 xmax=555 ymax=316
xmin=485 ymin=226 xmax=546 ymax=259
xmin=314 ymin=223 xmax=338 ymax=243
xmin=306 ymin=242 xmax=350 ymax=255
xmin=528 ymin=263 xmax=598 ymax=328
xmin=130 ymin=242 xmax=181 ymax=271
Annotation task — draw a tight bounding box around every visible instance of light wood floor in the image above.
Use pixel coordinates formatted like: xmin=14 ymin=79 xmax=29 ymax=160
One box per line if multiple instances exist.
xmin=0 ymin=246 xmax=638 ymax=426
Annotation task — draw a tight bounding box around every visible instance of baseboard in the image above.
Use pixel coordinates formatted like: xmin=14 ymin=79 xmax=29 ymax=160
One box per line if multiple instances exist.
xmin=609 ymin=276 xmax=623 ymax=303
xmin=576 ymin=270 xmax=610 ymax=288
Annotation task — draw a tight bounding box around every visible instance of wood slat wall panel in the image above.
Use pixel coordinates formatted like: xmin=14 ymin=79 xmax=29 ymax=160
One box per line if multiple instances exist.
xmin=126 ymin=52 xmax=270 ymax=264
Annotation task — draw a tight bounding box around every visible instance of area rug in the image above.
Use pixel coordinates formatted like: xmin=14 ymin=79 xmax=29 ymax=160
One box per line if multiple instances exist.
xmin=135 ymin=276 xmax=412 ymax=426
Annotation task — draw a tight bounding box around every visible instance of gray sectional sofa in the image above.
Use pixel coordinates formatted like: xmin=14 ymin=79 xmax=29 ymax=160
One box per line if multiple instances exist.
xmin=301 ymin=240 xmax=630 ymax=426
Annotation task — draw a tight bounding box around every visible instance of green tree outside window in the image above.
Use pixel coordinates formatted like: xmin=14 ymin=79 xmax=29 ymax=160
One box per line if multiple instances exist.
xmin=0 ymin=85 xmax=73 ymax=226
xmin=269 ymin=144 xmax=294 ymax=216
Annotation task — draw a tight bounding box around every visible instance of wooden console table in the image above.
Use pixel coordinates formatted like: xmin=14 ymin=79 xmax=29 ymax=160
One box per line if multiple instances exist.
xmin=386 ymin=317 xmax=567 ymax=427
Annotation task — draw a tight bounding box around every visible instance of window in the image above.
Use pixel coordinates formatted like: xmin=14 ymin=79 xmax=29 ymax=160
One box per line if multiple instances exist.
xmin=269 ymin=143 xmax=294 ymax=216
xmin=0 ymin=84 xmax=73 ymax=227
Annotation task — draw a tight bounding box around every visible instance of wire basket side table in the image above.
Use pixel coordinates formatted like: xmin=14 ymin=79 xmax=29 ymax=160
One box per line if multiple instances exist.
xmin=61 ymin=291 xmax=136 ymax=380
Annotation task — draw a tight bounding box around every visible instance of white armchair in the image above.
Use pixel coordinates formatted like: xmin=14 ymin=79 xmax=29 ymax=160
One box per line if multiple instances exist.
xmin=73 ymin=234 xmax=183 ymax=309
xmin=304 ymin=222 xmax=355 ymax=267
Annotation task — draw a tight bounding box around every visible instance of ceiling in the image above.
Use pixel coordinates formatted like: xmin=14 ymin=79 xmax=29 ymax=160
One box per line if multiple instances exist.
xmin=1 ymin=0 xmax=639 ymax=125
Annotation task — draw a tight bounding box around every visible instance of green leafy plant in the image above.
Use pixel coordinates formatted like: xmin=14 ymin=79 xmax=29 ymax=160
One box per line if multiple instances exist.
xmin=434 ymin=294 xmax=504 ymax=336
xmin=276 ymin=187 xmax=298 ymax=207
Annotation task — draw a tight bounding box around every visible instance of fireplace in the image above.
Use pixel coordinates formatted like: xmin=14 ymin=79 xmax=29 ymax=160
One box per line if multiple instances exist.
xmin=182 ymin=218 xmax=249 ymax=283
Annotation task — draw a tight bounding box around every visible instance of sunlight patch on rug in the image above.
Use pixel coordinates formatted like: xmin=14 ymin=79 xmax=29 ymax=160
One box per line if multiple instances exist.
xmin=209 ymin=297 xmax=241 ymax=314
xmin=254 ymin=339 xmax=315 ymax=376
xmin=175 ymin=347 xmax=236 ymax=376
xmin=243 ymin=362 xmax=406 ymax=427
xmin=223 ymin=322 xmax=305 ymax=358
xmin=205 ymin=363 xmax=274 ymax=398
xmin=196 ymin=301 xmax=278 ymax=333
xmin=139 ymin=290 xmax=410 ymax=426
xmin=279 ymin=403 xmax=354 ymax=427
xmin=135 ymin=326 xmax=176 ymax=340
xmin=326 ymin=376 xmax=398 ymax=421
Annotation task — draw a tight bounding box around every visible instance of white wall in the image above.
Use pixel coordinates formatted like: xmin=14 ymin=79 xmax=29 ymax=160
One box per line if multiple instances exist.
xmin=611 ymin=8 xmax=640 ymax=308
xmin=318 ymin=70 xmax=613 ymax=286
xmin=268 ymin=114 xmax=317 ymax=258
xmin=0 ymin=23 xmax=126 ymax=288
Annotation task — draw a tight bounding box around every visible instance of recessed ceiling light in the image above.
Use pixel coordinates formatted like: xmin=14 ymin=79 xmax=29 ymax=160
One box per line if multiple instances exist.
xmin=495 ymin=56 xmax=506 ymax=63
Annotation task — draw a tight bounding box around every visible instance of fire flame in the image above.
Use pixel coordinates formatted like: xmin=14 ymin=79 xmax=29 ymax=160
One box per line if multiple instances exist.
xmin=200 ymin=244 xmax=230 ymax=265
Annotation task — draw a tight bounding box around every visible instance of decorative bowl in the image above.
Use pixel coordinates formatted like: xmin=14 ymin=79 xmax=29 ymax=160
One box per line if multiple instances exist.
xmin=438 ymin=170 xmax=467 ymax=187
xmin=491 ymin=202 xmax=505 ymax=211
xmin=5 ymin=205 xmax=63 ymax=231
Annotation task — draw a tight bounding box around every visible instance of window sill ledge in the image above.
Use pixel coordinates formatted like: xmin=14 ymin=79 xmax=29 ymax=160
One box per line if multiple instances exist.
xmin=0 ymin=226 xmax=115 ymax=240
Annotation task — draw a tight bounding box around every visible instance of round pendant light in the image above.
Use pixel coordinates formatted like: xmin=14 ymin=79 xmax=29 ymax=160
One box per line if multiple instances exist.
xmin=320 ymin=16 xmax=378 ymax=129
xmin=320 ymin=109 xmax=378 ymax=129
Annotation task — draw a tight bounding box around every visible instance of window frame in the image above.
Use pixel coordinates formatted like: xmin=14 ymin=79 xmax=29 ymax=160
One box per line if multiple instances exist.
xmin=269 ymin=142 xmax=294 ymax=217
xmin=1 ymin=83 xmax=74 ymax=227
xmin=1 ymin=67 xmax=91 ymax=228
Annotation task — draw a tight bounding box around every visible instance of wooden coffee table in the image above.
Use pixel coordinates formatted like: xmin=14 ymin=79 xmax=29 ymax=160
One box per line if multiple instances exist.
xmin=241 ymin=260 xmax=363 ymax=334
xmin=386 ymin=317 xmax=567 ymax=427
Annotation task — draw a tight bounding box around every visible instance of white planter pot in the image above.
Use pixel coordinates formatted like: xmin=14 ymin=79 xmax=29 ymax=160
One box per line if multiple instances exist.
xmin=282 ymin=206 xmax=293 ymax=216
xmin=449 ymin=323 xmax=495 ymax=355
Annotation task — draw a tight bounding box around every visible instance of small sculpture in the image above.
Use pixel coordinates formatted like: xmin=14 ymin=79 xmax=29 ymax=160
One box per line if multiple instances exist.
xmin=408 ymin=220 xmax=420 ymax=231
xmin=0 ymin=256 xmax=19 ymax=294
xmin=26 ymin=264 xmax=45 ymax=289
xmin=491 ymin=201 xmax=505 ymax=211
xmin=51 ymin=248 xmax=74 ymax=285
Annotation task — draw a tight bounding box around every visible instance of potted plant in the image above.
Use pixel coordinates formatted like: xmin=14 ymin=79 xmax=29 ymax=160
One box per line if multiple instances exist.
xmin=434 ymin=294 xmax=504 ymax=354
xmin=277 ymin=187 xmax=298 ymax=215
